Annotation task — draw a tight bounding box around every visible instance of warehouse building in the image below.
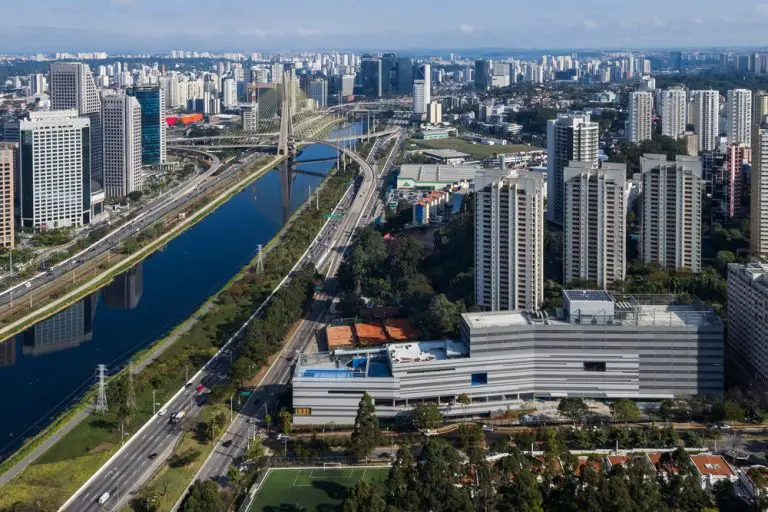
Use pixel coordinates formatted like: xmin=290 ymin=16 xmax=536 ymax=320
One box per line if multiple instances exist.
xmin=292 ymin=290 xmax=723 ymax=425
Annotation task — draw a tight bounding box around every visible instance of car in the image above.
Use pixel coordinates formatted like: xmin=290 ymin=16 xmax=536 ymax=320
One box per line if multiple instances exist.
xmin=247 ymin=418 xmax=256 ymax=424
xmin=98 ymin=492 xmax=111 ymax=505
xmin=148 ymin=452 xmax=158 ymax=459
xmin=157 ymin=408 xmax=167 ymax=416
xmin=720 ymin=424 xmax=732 ymax=430
xmin=482 ymin=425 xmax=494 ymax=433
xmin=24 ymin=282 xmax=31 ymax=288
xmin=222 ymin=439 xmax=233 ymax=448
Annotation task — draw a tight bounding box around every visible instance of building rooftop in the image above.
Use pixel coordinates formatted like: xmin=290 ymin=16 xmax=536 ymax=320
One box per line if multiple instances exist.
xmin=399 ymin=164 xmax=480 ymax=184
xmin=387 ymin=340 xmax=468 ymax=365
xmin=462 ymin=310 xmax=530 ymax=329
xmin=421 ymin=149 xmax=471 ymax=159
xmin=691 ymin=454 xmax=735 ymax=478
xmin=564 ymin=290 xmax=613 ymax=302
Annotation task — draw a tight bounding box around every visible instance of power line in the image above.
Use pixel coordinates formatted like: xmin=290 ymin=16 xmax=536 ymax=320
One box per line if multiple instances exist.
xmin=95 ymin=364 xmax=108 ymax=414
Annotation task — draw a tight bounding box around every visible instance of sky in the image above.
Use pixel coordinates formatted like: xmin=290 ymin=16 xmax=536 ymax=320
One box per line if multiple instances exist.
xmin=3 ymin=0 xmax=768 ymax=53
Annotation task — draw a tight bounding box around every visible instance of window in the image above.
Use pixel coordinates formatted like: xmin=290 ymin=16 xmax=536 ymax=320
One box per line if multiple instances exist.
xmin=471 ymin=372 xmax=488 ymax=386
xmin=294 ymin=407 xmax=312 ymax=416
xmin=583 ymin=362 xmax=607 ymax=372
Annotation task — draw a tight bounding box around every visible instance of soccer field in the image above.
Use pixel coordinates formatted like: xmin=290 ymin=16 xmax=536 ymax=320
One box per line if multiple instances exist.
xmin=247 ymin=467 xmax=390 ymax=512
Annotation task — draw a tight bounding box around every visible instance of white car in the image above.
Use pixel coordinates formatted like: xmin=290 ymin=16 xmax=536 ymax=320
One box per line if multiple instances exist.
xmin=157 ymin=408 xmax=167 ymax=416
xmin=98 ymin=492 xmax=111 ymax=505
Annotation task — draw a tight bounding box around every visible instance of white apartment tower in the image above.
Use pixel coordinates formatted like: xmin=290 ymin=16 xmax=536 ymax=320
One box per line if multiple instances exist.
xmin=691 ymin=90 xmax=720 ymax=152
xmin=242 ymin=105 xmax=259 ymax=131
xmin=103 ymin=95 xmax=143 ymax=198
xmin=640 ymin=154 xmax=703 ymax=272
xmin=222 ymin=78 xmax=237 ymax=108
xmin=660 ymin=87 xmax=687 ymax=139
xmin=726 ymin=89 xmax=752 ymax=146
xmin=0 ymin=144 xmax=14 ymax=249
xmin=546 ymin=113 xmax=599 ymax=225
xmin=751 ymin=124 xmax=768 ymax=258
xmin=15 ymin=111 xmax=91 ymax=229
xmin=563 ymin=162 xmax=627 ymax=288
xmin=727 ymin=261 xmax=768 ymax=394
xmin=627 ymin=91 xmax=653 ymax=143
xmin=475 ymin=171 xmax=545 ymax=311
xmin=413 ymin=80 xmax=427 ymax=119
xmin=49 ymin=62 xmax=103 ymax=184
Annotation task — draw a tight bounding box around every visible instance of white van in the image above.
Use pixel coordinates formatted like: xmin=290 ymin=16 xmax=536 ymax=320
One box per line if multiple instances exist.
xmin=98 ymin=491 xmax=111 ymax=504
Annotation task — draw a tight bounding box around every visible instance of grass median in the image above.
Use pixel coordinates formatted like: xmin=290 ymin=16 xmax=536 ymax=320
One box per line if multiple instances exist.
xmin=0 ymin=160 xmax=358 ymax=512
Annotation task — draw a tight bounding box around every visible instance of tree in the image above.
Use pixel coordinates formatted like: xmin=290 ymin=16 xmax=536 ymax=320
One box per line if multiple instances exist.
xmin=279 ymin=409 xmax=293 ymax=434
xmin=341 ymin=481 xmax=389 ymax=512
xmin=713 ymin=479 xmax=742 ymax=512
xmin=659 ymin=399 xmax=675 ymax=422
xmin=180 ymin=480 xmax=223 ymax=512
xmin=423 ymin=294 xmax=464 ymax=337
xmin=229 ymin=357 xmax=255 ymax=388
xmin=226 ymin=465 xmax=242 ymax=487
xmin=457 ymin=423 xmax=484 ymax=456
xmin=558 ymin=397 xmax=589 ymax=424
xmin=609 ymin=399 xmax=641 ymax=424
xmin=458 ymin=393 xmax=471 ymax=420
xmin=418 ymin=439 xmax=474 ymax=512
xmin=497 ymin=469 xmax=544 ymax=512
xmin=127 ymin=190 xmax=144 ymax=202
xmin=390 ymin=237 xmax=422 ymax=285
xmin=350 ymin=392 xmax=380 ymax=460
xmin=722 ymin=399 xmax=746 ymax=424
xmin=411 ymin=403 xmax=443 ymax=431
xmin=387 ymin=446 xmax=420 ymax=512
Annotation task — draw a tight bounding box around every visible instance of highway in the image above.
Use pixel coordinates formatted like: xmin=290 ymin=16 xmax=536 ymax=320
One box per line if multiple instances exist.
xmin=0 ymin=150 xmax=264 ymax=311
xmin=59 ymin=140 xmax=383 ymax=512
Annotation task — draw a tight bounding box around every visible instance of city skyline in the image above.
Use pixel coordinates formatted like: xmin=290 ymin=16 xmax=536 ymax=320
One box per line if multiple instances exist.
xmin=5 ymin=0 xmax=768 ymax=52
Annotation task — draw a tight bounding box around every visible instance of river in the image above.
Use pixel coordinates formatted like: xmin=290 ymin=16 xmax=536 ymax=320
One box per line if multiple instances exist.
xmin=0 ymin=140 xmax=350 ymax=459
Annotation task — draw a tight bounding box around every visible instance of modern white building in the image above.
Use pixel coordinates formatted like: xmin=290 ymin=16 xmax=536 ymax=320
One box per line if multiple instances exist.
xmin=427 ymin=101 xmax=442 ymax=124
xmin=29 ymin=73 xmax=46 ymax=96
xmin=751 ymin=124 xmax=768 ymax=258
xmin=102 ymin=95 xmax=143 ymax=198
xmin=547 ymin=113 xmax=599 ymax=225
xmin=727 ymin=261 xmax=768 ymax=395
xmin=475 ymin=170 xmax=545 ymax=311
xmin=691 ymin=90 xmax=720 ymax=152
xmin=292 ymin=291 xmax=723 ymax=425
xmin=640 ymin=154 xmax=702 ymax=272
xmin=15 ymin=110 xmax=92 ymax=229
xmin=627 ymin=91 xmax=653 ymax=143
xmin=308 ymin=78 xmax=328 ymax=109
xmin=222 ymin=78 xmax=237 ymax=108
xmin=660 ymin=87 xmax=687 ymax=139
xmin=564 ymin=162 xmax=626 ymax=288
xmin=0 ymin=144 xmax=14 ymax=249
xmin=49 ymin=62 xmax=103 ymax=184
xmin=726 ymin=89 xmax=752 ymax=147
xmin=412 ymin=79 xmax=427 ymax=119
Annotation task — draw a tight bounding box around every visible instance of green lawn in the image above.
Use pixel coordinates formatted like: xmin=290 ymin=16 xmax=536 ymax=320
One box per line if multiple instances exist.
xmin=248 ymin=467 xmax=390 ymax=512
xmin=408 ymin=137 xmax=542 ymax=159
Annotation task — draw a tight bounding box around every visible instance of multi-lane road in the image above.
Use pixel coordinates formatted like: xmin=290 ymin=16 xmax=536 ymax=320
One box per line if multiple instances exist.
xmin=0 ymin=149 xmax=263 ymax=311
xmin=59 ymin=137 xmax=388 ymax=512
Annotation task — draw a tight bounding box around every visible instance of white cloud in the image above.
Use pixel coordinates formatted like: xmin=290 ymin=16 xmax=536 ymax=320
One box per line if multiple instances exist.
xmin=756 ymin=4 xmax=768 ymax=17
xmin=296 ymin=29 xmax=320 ymax=37
xmin=111 ymin=0 xmax=135 ymax=4
xmin=652 ymin=17 xmax=666 ymax=27
xmin=459 ymin=24 xmax=474 ymax=34
xmin=693 ymin=17 xmax=705 ymax=24
xmin=582 ymin=19 xmax=598 ymax=30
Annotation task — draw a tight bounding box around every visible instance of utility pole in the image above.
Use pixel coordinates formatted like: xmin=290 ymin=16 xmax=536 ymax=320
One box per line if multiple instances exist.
xmin=126 ymin=362 xmax=137 ymax=413
xmin=256 ymin=245 xmax=264 ymax=274
xmin=152 ymin=389 xmax=157 ymax=415
xmin=95 ymin=364 xmax=108 ymax=413
xmin=316 ymin=189 xmax=319 ymax=211
xmin=230 ymin=395 xmax=234 ymax=424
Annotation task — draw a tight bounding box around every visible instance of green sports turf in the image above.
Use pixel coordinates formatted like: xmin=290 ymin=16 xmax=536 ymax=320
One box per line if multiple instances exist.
xmin=248 ymin=467 xmax=390 ymax=512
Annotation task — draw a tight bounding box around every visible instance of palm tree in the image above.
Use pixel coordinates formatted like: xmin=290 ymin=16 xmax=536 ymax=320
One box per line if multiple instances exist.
xmin=458 ymin=393 xmax=471 ymax=421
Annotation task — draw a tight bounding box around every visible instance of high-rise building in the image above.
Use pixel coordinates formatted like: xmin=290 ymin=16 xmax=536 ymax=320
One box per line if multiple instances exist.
xmin=627 ymin=91 xmax=653 ymax=143
xmin=474 ymin=60 xmax=491 ymax=91
xmin=241 ymin=104 xmax=259 ymax=131
xmin=725 ymin=143 xmax=747 ymax=218
xmin=126 ymin=86 xmax=166 ymax=166
xmin=29 ymin=73 xmax=46 ymax=96
xmin=0 ymin=144 xmax=14 ymax=249
xmin=726 ymin=261 xmax=768 ymax=395
xmin=660 ymin=87 xmax=687 ymax=139
xmin=753 ymin=90 xmax=768 ymax=125
xmin=726 ymin=89 xmax=752 ymax=146
xmin=308 ymin=78 xmax=328 ymax=109
xmin=691 ymin=90 xmax=720 ymax=152
xmin=415 ymin=63 xmax=431 ymax=107
xmin=427 ymin=101 xmax=442 ymax=124
xmin=683 ymin=131 xmax=699 ymax=156
xmin=49 ymin=62 xmax=103 ymax=184
xmin=222 ymin=78 xmax=237 ymax=108
xmin=563 ymin=162 xmax=626 ymax=288
xmin=15 ymin=110 xmax=91 ymax=229
xmin=360 ymin=56 xmax=382 ymax=98
xmin=475 ymin=171 xmax=545 ymax=311
xmin=102 ymin=95 xmax=143 ymax=198
xmin=380 ymin=53 xmax=396 ymax=96
xmin=412 ymin=80 xmax=426 ymax=120
xmin=640 ymin=154 xmax=702 ymax=272
xmin=546 ymin=113 xmax=599 ymax=225
xmin=395 ymin=57 xmax=413 ymax=95
xmin=751 ymin=124 xmax=768 ymax=258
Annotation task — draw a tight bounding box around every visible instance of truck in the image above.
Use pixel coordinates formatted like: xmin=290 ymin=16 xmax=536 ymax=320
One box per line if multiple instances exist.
xmin=170 ymin=411 xmax=185 ymax=424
